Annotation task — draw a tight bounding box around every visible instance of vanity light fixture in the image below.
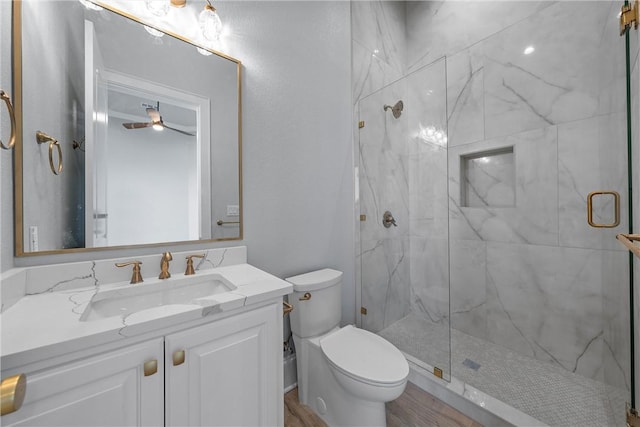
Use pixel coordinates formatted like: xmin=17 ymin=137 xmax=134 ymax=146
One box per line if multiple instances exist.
xmin=78 ymin=0 xmax=103 ymax=11
xmin=199 ymin=0 xmax=223 ymax=41
xmin=144 ymin=25 xmax=165 ymax=37
xmin=146 ymin=0 xmax=170 ymax=17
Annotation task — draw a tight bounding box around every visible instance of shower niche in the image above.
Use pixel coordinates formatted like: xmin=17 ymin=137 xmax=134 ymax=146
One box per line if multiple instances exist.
xmin=460 ymin=146 xmax=515 ymax=208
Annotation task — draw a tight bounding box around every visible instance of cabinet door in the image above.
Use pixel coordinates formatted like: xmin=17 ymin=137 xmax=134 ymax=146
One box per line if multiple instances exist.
xmin=166 ymin=303 xmax=282 ymax=427
xmin=2 ymin=339 xmax=164 ymax=427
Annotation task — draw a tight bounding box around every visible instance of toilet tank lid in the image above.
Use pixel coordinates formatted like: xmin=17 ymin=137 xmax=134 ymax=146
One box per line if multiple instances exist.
xmin=285 ymin=268 xmax=342 ymax=291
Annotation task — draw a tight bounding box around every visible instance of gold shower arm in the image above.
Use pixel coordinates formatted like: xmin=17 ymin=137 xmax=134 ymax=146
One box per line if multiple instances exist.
xmin=0 ymin=90 xmax=16 ymax=150
xmin=36 ymin=131 xmax=63 ymax=175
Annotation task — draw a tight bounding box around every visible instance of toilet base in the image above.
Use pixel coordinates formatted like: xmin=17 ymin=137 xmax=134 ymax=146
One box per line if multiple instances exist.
xmin=293 ymin=333 xmax=391 ymax=427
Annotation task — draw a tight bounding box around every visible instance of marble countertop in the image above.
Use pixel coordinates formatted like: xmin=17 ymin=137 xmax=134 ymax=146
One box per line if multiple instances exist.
xmin=1 ymin=263 xmax=292 ymax=370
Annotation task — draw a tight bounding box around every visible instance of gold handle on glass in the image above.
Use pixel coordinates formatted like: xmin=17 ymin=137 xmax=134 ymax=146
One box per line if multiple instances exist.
xmin=1 ymin=374 xmax=26 ymax=416
xmin=143 ymin=360 xmax=158 ymax=377
xmin=299 ymin=292 xmax=311 ymax=301
xmin=587 ymin=191 xmax=620 ymax=228
xmin=173 ymin=350 xmax=185 ymax=366
xmin=36 ymin=131 xmax=63 ymax=175
xmin=283 ymin=301 xmax=293 ymax=317
xmin=0 ymin=90 xmax=16 ymax=150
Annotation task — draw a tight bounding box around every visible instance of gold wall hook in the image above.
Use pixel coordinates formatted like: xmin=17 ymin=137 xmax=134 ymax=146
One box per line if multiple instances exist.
xmin=0 ymin=90 xmax=16 ymax=150
xmin=36 ymin=131 xmax=63 ymax=175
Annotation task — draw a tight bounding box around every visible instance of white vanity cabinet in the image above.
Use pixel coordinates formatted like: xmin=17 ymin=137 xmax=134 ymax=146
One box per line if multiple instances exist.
xmin=1 ymin=339 xmax=165 ymax=426
xmin=165 ymin=303 xmax=282 ymax=426
xmin=2 ymin=301 xmax=283 ymax=427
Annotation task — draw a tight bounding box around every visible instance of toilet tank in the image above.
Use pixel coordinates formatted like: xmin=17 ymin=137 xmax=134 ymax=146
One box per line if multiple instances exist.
xmin=286 ymin=269 xmax=342 ymax=338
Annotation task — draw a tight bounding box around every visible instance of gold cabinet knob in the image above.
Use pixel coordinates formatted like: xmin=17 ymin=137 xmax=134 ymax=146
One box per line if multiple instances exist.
xmin=173 ymin=350 xmax=186 ymax=366
xmin=143 ymin=360 xmax=158 ymax=377
xmin=1 ymin=373 xmax=26 ymax=416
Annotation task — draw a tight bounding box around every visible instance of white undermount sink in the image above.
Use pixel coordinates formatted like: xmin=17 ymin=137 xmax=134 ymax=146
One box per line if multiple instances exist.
xmin=80 ymin=273 xmax=237 ymax=321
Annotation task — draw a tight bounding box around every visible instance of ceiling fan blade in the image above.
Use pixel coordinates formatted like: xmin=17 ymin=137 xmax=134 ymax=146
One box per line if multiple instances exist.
xmin=122 ymin=121 xmax=153 ymax=129
xmin=146 ymin=107 xmax=161 ymax=122
xmin=163 ymin=124 xmax=196 ymax=137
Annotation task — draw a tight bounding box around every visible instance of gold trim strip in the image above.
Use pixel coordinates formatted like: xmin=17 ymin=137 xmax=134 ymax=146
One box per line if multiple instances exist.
xmin=1 ymin=374 xmax=26 ymax=416
xmin=0 ymin=90 xmax=16 ymax=150
xmin=587 ymin=191 xmax=620 ymax=228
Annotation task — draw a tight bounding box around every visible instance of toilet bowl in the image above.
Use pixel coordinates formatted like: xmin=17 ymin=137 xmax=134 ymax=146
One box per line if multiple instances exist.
xmin=287 ymin=269 xmax=408 ymax=427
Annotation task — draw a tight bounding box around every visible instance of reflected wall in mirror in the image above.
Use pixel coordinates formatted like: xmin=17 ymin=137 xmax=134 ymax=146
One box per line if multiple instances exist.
xmin=14 ymin=0 xmax=242 ymax=256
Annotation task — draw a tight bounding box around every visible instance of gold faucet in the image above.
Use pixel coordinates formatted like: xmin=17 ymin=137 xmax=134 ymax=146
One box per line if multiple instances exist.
xmin=159 ymin=252 xmax=173 ymax=279
xmin=115 ymin=261 xmax=144 ymax=284
xmin=185 ymin=254 xmax=206 ymax=275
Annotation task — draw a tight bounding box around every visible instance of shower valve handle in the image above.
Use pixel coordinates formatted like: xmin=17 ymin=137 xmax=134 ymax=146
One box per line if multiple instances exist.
xmin=383 ymin=211 xmax=397 ymax=228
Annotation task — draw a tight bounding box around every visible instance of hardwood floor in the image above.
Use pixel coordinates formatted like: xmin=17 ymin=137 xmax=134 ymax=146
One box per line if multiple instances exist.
xmin=284 ymin=382 xmax=483 ymax=427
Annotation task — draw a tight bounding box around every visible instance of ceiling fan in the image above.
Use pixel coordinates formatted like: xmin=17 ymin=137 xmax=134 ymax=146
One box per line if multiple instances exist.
xmin=122 ymin=102 xmax=196 ymax=136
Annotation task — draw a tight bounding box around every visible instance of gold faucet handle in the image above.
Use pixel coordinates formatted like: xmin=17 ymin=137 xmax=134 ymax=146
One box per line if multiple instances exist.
xmin=185 ymin=254 xmax=206 ymax=275
xmin=115 ymin=261 xmax=144 ymax=284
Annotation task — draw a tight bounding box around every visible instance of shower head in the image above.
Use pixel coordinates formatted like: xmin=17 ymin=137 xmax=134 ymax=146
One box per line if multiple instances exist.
xmin=383 ymin=100 xmax=403 ymax=119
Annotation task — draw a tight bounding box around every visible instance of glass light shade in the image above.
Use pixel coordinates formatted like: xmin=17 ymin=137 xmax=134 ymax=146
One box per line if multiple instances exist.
xmin=146 ymin=0 xmax=170 ymax=17
xmin=197 ymin=47 xmax=213 ymax=56
xmin=199 ymin=5 xmax=222 ymax=41
xmin=144 ymin=25 xmax=165 ymax=37
xmin=78 ymin=0 xmax=103 ymax=11
xmin=152 ymin=122 xmax=164 ymax=131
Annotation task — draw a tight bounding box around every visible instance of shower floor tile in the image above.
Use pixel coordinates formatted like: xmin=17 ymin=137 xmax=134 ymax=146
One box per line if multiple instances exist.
xmin=379 ymin=313 xmax=628 ymax=427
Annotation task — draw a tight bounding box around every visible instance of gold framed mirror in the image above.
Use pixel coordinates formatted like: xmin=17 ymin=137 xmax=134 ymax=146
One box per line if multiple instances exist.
xmin=12 ymin=0 xmax=242 ymax=256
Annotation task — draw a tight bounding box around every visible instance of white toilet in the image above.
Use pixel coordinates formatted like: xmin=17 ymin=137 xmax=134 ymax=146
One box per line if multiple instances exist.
xmin=287 ymin=268 xmax=409 ymax=427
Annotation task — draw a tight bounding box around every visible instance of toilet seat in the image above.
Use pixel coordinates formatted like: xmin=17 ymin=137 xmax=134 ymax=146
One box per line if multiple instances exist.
xmin=320 ymin=325 xmax=409 ymax=387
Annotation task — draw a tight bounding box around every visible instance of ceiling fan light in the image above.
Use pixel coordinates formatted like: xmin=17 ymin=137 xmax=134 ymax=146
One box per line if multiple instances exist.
xmin=146 ymin=0 xmax=170 ymax=17
xmin=152 ymin=122 xmax=164 ymax=131
xmin=199 ymin=3 xmax=222 ymax=41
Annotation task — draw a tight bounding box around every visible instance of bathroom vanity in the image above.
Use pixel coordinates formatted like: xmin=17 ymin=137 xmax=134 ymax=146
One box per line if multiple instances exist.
xmin=0 ymin=247 xmax=292 ymax=426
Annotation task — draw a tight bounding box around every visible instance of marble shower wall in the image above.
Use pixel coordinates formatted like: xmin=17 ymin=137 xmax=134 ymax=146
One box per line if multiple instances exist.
xmin=437 ymin=1 xmax=630 ymax=390
xmin=354 ymin=0 xmax=633 ymax=392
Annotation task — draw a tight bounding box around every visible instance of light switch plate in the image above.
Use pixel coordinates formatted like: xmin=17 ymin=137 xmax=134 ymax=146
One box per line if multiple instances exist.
xmin=226 ymin=205 xmax=240 ymax=216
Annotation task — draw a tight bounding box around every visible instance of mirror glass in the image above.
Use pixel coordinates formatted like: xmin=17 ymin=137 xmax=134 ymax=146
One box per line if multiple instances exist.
xmin=14 ymin=0 xmax=242 ymax=255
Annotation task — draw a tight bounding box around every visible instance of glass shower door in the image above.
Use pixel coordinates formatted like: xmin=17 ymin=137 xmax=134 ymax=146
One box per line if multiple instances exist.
xmin=358 ymin=58 xmax=451 ymax=380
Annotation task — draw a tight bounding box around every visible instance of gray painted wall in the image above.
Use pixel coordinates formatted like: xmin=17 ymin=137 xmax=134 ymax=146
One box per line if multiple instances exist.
xmin=1 ymin=1 xmax=355 ymax=324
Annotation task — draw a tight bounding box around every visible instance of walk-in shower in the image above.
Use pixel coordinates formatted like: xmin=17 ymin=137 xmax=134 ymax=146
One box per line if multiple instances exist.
xmin=355 ymin=1 xmax=634 ymax=426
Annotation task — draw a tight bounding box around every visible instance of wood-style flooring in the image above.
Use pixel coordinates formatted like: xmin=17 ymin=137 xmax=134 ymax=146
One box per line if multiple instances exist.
xmin=284 ymin=382 xmax=483 ymax=427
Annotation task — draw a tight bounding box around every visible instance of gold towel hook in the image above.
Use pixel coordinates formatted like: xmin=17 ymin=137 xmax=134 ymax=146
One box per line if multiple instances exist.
xmin=36 ymin=131 xmax=63 ymax=175
xmin=0 ymin=90 xmax=16 ymax=150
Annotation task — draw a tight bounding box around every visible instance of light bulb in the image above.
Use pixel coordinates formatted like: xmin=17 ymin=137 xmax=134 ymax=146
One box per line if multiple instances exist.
xmin=146 ymin=0 xmax=170 ymax=16
xmin=152 ymin=122 xmax=164 ymax=131
xmin=197 ymin=47 xmax=213 ymax=56
xmin=78 ymin=0 xmax=103 ymax=11
xmin=199 ymin=3 xmax=223 ymax=41
xmin=144 ymin=25 xmax=165 ymax=38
